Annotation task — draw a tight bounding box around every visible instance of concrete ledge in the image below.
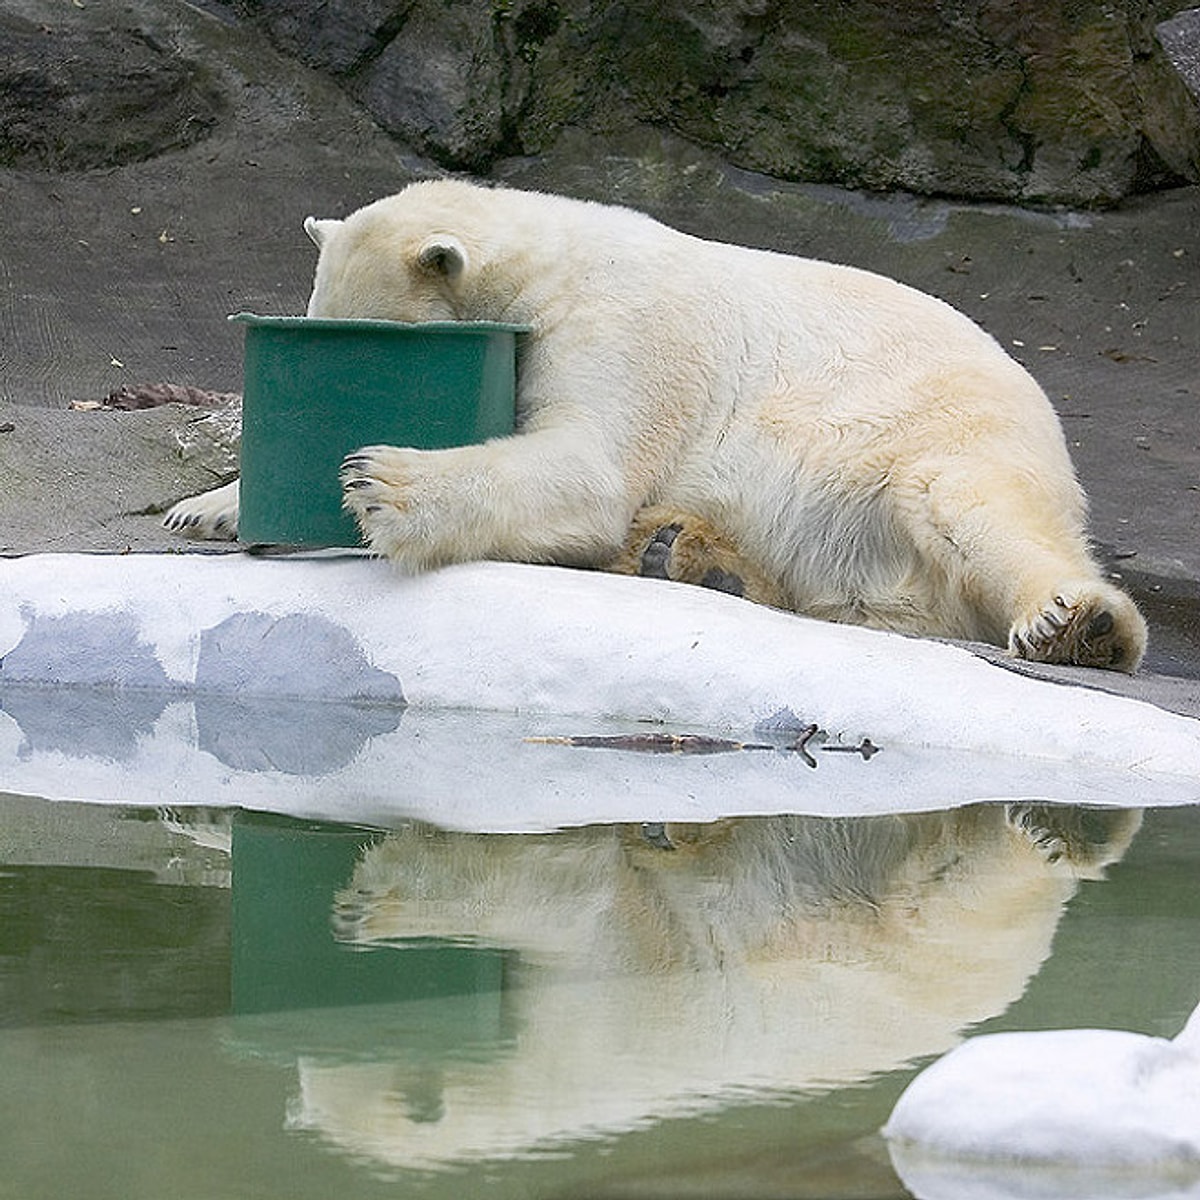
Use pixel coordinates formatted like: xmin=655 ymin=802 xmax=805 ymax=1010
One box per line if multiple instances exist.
xmin=1 ymin=553 xmax=1197 ymax=828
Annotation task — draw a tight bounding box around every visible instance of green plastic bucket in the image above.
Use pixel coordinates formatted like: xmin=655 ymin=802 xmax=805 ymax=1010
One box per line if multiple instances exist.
xmin=232 ymin=313 xmax=525 ymax=548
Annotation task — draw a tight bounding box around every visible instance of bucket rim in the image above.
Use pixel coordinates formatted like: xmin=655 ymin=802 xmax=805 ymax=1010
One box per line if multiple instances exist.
xmin=229 ymin=312 xmax=532 ymax=335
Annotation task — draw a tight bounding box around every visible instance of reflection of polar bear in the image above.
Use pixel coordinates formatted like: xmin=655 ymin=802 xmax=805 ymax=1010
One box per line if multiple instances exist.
xmin=169 ymin=181 xmax=1145 ymax=669
xmin=288 ymin=806 xmax=1140 ymax=1170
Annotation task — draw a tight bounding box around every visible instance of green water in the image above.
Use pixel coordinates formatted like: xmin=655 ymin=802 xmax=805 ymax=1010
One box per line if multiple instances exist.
xmin=1 ymin=796 xmax=1197 ymax=1200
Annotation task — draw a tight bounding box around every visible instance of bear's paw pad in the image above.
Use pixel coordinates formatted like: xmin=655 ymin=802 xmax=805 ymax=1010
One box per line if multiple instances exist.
xmin=637 ymin=523 xmax=682 ymax=580
xmin=635 ymin=521 xmax=746 ymax=598
xmin=1009 ymin=586 xmax=1144 ymax=672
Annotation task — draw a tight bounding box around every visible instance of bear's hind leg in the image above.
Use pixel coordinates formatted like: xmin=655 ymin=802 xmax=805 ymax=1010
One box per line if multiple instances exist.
xmin=163 ymin=479 xmax=240 ymax=540
xmin=915 ymin=471 xmax=1147 ymax=672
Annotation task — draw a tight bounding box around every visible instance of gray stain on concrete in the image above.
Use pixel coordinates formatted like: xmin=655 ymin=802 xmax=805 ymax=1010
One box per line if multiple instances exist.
xmin=194 ymin=611 xmax=406 ymax=703
xmin=0 ymin=610 xmax=172 ymax=690
xmin=0 ymin=609 xmax=407 ymax=771
xmin=0 ymin=610 xmax=172 ymax=761
xmin=193 ymin=611 xmax=408 ymax=773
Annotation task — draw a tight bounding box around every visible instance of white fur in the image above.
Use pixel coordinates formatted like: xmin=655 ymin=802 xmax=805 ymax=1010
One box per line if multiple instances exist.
xmin=171 ymin=181 xmax=1146 ymax=668
xmin=163 ymin=478 xmax=239 ymax=539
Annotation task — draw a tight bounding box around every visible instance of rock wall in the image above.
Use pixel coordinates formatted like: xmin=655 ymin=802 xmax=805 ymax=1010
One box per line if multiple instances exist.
xmin=2 ymin=0 xmax=1197 ymax=203
xmin=234 ymin=0 xmax=1200 ymax=205
xmin=0 ymin=13 xmax=226 ymax=170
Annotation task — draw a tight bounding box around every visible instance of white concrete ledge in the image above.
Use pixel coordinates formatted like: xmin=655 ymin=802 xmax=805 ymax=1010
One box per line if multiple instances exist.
xmin=1 ymin=553 xmax=1197 ymax=828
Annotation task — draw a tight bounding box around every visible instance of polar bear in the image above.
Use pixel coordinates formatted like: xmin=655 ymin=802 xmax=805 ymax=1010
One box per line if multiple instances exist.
xmin=166 ymin=180 xmax=1145 ymax=670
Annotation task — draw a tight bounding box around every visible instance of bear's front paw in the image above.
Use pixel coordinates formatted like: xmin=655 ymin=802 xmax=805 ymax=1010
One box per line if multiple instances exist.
xmin=340 ymin=445 xmax=432 ymax=564
xmin=1009 ymin=583 xmax=1146 ymax=672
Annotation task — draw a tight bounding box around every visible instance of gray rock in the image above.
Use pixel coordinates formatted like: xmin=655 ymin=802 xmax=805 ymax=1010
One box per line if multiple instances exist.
xmin=1159 ymin=6 xmax=1200 ymax=100
xmin=0 ymin=12 xmax=226 ymax=170
xmin=352 ymin=0 xmax=510 ymax=171
xmin=228 ymin=0 xmax=412 ymax=75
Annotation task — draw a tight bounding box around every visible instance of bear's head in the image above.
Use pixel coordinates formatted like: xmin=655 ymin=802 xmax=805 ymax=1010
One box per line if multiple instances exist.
xmin=303 ymin=180 xmax=545 ymax=325
xmin=304 ymin=221 xmax=466 ymax=324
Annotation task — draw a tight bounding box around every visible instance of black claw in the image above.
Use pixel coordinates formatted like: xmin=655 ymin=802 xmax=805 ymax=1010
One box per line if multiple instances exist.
xmin=343 ymin=478 xmax=373 ymax=490
xmin=699 ymin=568 xmax=745 ymax=597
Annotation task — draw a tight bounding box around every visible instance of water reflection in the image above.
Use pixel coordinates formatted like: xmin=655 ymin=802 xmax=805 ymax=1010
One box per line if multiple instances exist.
xmin=197 ymin=698 xmax=403 ymax=775
xmin=276 ymin=804 xmax=1140 ymax=1170
xmin=0 ymin=793 xmax=1167 ymax=1194
xmin=2 ymin=684 xmax=168 ymax=763
xmin=7 ymin=686 xmax=1194 ymax=830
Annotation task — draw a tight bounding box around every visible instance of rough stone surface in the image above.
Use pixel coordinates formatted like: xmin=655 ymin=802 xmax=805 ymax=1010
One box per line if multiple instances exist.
xmin=0 ymin=405 xmax=240 ymax=554
xmin=354 ymin=1 xmax=511 ymax=172
xmin=6 ymin=0 xmax=1199 ymax=201
xmin=0 ymin=12 xmax=226 ymax=170
xmin=1159 ymin=7 xmax=1200 ymax=105
xmin=232 ymin=0 xmax=1200 ymax=205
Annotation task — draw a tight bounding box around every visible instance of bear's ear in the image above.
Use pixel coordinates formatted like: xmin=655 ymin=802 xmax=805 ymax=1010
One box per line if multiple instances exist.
xmin=304 ymin=216 xmax=341 ymax=248
xmin=416 ymin=234 xmax=468 ymax=280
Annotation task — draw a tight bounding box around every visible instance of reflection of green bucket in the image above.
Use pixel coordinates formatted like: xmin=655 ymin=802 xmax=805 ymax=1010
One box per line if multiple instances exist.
xmin=231 ymin=813 xmax=510 ymax=1016
xmin=232 ymin=314 xmax=525 ymax=548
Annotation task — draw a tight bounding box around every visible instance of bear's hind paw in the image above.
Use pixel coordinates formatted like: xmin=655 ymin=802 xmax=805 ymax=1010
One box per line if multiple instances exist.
xmin=614 ymin=508 xmax=788 ymax=606
xmin=1009 ymin=584 xmax=1146 ymax=672
xmin=162 ymin=480 xmax=239 ymax=541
